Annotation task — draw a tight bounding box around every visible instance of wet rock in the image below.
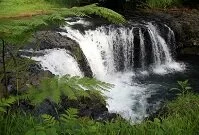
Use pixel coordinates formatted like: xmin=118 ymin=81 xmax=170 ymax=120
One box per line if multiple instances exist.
xmin=124 ymin=9 xmax=199 ymax=56
xmin=23 ymin=30 xmax=93 ymax=77
xmin=20 ymin=94 xmax=119 ymax=121
xmin=58 ymin=94 xmax=118 ymax=121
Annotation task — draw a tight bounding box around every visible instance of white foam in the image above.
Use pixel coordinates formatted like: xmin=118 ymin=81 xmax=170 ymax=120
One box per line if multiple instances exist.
xmin=65 ymin=18 xmax=91 ymax=26
xmin=31 ymin=49 xmax=83 ymax=76
xmin=61 ymin=25 xmax=149 ymax=122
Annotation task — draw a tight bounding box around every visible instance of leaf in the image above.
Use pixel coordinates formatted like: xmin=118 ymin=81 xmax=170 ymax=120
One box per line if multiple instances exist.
xmin=154 ymin=118 xmax=161 ymax=123
xmin=25 ymin=129 xmax=36 ymax=135
xmin=36 ymin=131 xmax=46 ymax=135
xmin=60 ymin=108 xmax=78 ymax=122
xmin=0 ymin=96 xmax=16 ymax=113
xmin=46 ymin=128 xmax=58 ymax=135
xmin=28 ymin=75 xmax=111 ymax=105
xmin=42 ymin=114 xmax=57 ymax=126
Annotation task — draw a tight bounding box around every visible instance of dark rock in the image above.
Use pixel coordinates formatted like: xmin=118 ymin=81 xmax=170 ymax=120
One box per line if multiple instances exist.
xmin=16 ymin=94 xmax=119 ymax=122
xmin=34 ymin=100 xmax=58 ymax=118
xmin=124 ymin=9 xmax=199 ymax=56
xmin=24 ymin=30 xmax=93 ymax=77
xmin=58 ymin=94 xmax=117 ymax=121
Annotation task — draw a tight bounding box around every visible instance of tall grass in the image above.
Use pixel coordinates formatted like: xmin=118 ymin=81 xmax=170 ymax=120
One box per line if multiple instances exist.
xmin=146 ymin=0 xmax=182 ymax=8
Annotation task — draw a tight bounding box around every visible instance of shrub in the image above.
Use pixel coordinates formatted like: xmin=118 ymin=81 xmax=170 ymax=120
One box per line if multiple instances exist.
xmin=146 ymin=0 xmax=182 ymax=8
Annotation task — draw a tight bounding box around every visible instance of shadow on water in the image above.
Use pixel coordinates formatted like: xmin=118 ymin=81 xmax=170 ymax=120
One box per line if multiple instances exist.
xmin=135 ymin=55 xmax=199 ymax=114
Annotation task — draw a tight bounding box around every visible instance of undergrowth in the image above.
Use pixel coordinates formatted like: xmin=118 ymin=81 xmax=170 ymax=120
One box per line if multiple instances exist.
xmin=146 ymin=0 xmax=182 ymax=9
xmin=0 ymin=93 xmax=198 ymax=135
xmin=0 ymin=80 xmax=198 ymax=135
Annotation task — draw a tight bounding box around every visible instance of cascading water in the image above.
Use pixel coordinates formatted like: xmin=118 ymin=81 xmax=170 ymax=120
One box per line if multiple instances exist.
xmin=30 ymin=49 xmax=83 ymax=77
xmin=58 ymin=20 xmax=184 ymax=122
xmin=28 ymin=18 xmax=185 ymax=122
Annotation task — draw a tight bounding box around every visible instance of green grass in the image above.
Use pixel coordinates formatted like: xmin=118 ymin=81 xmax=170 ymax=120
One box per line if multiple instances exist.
xmin=0 ymin=1 xmax=126 ymax=44
xmin=0 ymin=0 xmax=55 ymax=17
xmin=146 ymin=0 xmax=182 ymax=8
xmin=0 ymin=92 xmax=198 ymax=135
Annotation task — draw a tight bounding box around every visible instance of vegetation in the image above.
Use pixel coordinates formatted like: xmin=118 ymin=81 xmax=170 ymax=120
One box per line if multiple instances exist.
xmin=145 ymin=0 xmax=182 ymax=8
xmin=0 ymin=80 xmax=198 ymax=135
xmin=0 ymin=0 xmax=199 ymax=135
xmin=0 ymin=0 xmax=54 ymax=17
xmin=27 ymin=75 xmax=111 ymax=105
xmin=0 ymin=0 xmax=126 ymax=98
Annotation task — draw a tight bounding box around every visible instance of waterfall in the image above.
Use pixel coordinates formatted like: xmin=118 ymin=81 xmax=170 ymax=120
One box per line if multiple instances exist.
xmin=61 ymin=21 xmax=183 ymax=75
xmin=139 ymin=28 xmax=145 ymax=70
xmin=27 ymin=18 xmax=185 ymax=122
xmin=58 ymin=20 xmax=184 ymax=122
xmin=31 ymin=49 xmax=83 ymax=77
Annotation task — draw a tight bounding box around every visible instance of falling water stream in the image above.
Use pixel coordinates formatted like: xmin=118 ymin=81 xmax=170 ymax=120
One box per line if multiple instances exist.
xmin=27 ymin=18 xmax=186 ymax=122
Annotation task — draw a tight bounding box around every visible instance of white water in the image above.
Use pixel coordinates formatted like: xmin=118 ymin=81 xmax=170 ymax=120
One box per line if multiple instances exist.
xmin=28 ymin=19 xmax=185 ymax=122
xmin=58 ymin=21 xmax=184 ymax=122
xmin=139 ymin=28 xmax=146 ymax=70
xmin=30 ymin=49 xmax=83 ymax=77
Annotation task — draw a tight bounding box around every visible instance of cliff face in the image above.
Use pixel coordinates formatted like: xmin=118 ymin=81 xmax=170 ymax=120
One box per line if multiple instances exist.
xmin=162 ymin=9 xmax=199 ymax=55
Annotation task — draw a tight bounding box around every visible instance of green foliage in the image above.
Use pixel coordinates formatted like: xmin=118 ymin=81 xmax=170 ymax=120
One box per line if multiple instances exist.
xmin=0 ymin=2 xmax=126 ymax=44
xmin=170 ymin=80 xmax=192 ymax=96
xmin=70 ymin=4 xmax=126 ymax=24
xmin=42 ymin=114 xmax=57 ymax=127
xmin=25 ymin=114 xmax=58 ymax=135
xmin=60 ymin=108 xmax=78 ymax=121
xmin=0 ymin=92 xmax=198 ymax=135
xmin=0 ymin=0 xmax=54 ymax=17
xmin=25 ymin=108 xmax=79 ymax=135
xmin=0 ymin=96 xmax=16 ymax=113
xmin=146 ymin=0 xmax=182 ymax=8
xmin=45 ymin=0 xmax=82 ymax=7
xmin=27 ymin=75 xmax=111 ymax=105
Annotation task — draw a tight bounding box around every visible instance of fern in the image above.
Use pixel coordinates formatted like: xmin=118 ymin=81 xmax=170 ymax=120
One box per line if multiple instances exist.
xmin=170 ymin=80 xmax=192 ymax=97
xmin=60 ymin=108 xmax=82 ymax=134
xmin=27 ymin=75 xmax=112 ymax=105
xmin=25 ymin=114 xmax=58 ymax=135
xmin=60 ymin=108 xmax=78 ymax=122
xmin=42 ymin=114 xmax=57 ymax=127
xmin=0 ymin=96 xmax=16 ymax=113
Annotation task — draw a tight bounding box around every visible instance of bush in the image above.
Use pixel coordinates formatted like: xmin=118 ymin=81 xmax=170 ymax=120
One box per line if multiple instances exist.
xmin=146 ymin=0 xmax=182 ymax=8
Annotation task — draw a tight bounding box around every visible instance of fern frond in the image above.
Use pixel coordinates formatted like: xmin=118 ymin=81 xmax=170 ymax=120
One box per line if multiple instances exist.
xmin=0 ymin=96 xmax=16 ymax=113
xmin=27 ymin=75 xmax=112 ymax=105
xmin=42 ymin=114 xmax=57 ymax=127
xmin=60 ymin=108 xmax=78 ymax=122
xmin=27 ymin=78 xmax=62 ymax=104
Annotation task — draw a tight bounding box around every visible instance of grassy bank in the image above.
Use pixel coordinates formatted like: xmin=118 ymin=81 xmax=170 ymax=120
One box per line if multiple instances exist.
xmin=0 ymin=0 xmax=55 ymax=18
xmin=0 ymin=0 xmax=125 ymax=44
xmin=0 ymin=92 xmax=198 ymax=135
xmin=146 ymin=0 xmax=182 ymax=9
